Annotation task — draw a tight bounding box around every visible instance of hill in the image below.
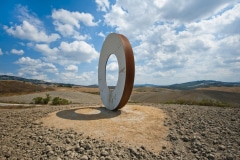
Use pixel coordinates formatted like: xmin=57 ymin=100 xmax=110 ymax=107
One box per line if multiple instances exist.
xmin=0 ymin=75 xmax=77 ymax=87
xmin=1 ymin=75 xmax=240 ymax=90
xmin=131 ymin=87 xmax=240 ymax=107
xmin=161 ymin=80 xmax=240 ymax=90
xmin=0 ymin=80 xmax=54 ymax=96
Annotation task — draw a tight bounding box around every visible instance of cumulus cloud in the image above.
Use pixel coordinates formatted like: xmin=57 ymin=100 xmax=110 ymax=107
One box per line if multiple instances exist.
xmin=59 ymin=41 xmax=99 ymax=63
xmin=106 ymin=54 xmax=118 ymax=71
xmin=158 ymin=0 xmax=236 ymax=22
xmin=10 ymin=49 xmax=24 ymax=55
xmin=4 ymin=21 xmax=60 ymax=43
xmin=104 ymin=1 xmax=240 ymax=84
xmin=0 ymin=48 xmax=3 ymax=55
xmin=15 ymin=57 xmax=58 ymax=80
xmin=95 ymin=0 xmax=110 ymax=12
xmin=59 ymin=71 xmax=97 ymax=85
xmin=106 ymin=62 xmax=118 ymax=71
xmin=52 ymin=9 xmax=97 ymax=38
xmin=15 ymin=4 xmax=43 ymax=27
xmin=4 ymin=5 xmax=60 ymax=43
xmin=35 ymin=40 xmax=99 ymax=65
xmin=65 ymin=65 xmax=78 ymax=72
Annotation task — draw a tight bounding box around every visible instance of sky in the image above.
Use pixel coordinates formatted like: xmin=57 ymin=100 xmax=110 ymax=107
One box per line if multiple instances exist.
xmin=0 ymin=0 xmax=240 ymax=86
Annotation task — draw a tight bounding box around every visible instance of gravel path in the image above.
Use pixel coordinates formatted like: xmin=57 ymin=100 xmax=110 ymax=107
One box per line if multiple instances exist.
xmin=0 ymin=104 xmax=239 ymax=159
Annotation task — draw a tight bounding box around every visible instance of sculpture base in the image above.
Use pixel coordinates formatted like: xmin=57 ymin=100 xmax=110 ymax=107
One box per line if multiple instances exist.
xmin=38 ymin=105 xmax=171 ymax=153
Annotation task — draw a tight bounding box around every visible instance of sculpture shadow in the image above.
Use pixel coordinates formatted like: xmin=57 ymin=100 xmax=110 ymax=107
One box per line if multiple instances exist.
xmin=56 ymin=106 xmax=121 ymax=121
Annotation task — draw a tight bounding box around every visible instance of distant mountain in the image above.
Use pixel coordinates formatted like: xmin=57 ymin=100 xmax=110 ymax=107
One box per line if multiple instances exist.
xmin=161 ymin=80 xmax=240 ymax=90
xmin=0 ymin=75 xmax=79 ymax=87
xmin=133 ymin=80 xmax=240 ymax=90
xmin=134 ymin=84 xmax=159 ymax=87
xmin=1 ymin=75 xmax=240 ymax=90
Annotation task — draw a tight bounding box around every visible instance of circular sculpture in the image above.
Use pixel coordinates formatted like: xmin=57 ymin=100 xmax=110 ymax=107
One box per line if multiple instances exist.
xmin=98 ymin=33 xmax=135 ymax=110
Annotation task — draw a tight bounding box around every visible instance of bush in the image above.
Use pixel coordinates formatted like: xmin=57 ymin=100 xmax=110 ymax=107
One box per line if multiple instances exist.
xmin=52 ymin=96 xmax=71 ymax=105
xmin=32 ymin=94 xmax=71 ymax=105
xmin=32 ymin=96 xmax=44 ymax=104
xmin=32 ymin=94 xmax=51 ymax=104
xmin=43 ymin=94 xmax=51 ymax=104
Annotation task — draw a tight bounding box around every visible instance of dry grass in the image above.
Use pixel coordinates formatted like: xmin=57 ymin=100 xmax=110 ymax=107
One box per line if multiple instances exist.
xmin=55 ymin=86 xmax=100 ymax=95
xmin=196 ymin=86 xmax=240 ymax=93
xmin=130 ymin=87 xmax=240 ymax=107
xmin=0 ymin=80 xmax=54 ymax=97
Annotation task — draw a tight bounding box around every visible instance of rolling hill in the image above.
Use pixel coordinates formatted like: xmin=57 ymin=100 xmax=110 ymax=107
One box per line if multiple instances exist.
xmin=1 ymin=75 xmax=239 ymax=107
xmin=1 ymin=75 xmax=240 ymax=90
xmin=0 ymin=80 xmax=54 ymax=96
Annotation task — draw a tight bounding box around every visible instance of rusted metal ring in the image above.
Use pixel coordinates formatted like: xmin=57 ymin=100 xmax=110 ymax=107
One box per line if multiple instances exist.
xmin=98 ymin=33 xmax=135 ymax=110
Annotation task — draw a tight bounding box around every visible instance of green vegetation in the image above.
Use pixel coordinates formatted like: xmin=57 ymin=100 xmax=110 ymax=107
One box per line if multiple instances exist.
xmin=32 ymin=94 xmax=71 ymax=105
xmin=32 ymin=94 xmax=51 ymax=104
xmin=165 ymin=99 xmax=231 ymax=107
xmin=51 ymin=97 xmax=71 ymax=105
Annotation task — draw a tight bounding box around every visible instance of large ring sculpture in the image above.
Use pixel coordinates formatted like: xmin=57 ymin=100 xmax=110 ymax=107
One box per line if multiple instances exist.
xmin=98 ymin=33 xmax=135 ymax=110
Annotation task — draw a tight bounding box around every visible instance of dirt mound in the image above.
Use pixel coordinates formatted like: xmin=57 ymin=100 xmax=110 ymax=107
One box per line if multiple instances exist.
xmin=39 ymin=105 xmax=170 ymax=153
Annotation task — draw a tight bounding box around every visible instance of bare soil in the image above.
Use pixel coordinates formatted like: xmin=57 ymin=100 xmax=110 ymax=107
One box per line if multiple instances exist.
xmin=39 ymin=105 xmax=170 ymax=153
xmin=1 ymin=103 xmax=239 ymax=159
xmin=0 ymin=84 xmax=240 ymax=159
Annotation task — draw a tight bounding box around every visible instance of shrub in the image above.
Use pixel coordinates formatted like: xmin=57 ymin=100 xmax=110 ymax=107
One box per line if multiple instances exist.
xmin=32 ymin=96 xmax=44 ymax=104
xmin=43 ymin=94 xmax=51 ymax=104
xmin=52 ymin=96 xmax=71 ymax=105
xmin=32 ymin=94 xmax=71 ymax=105
xmin=32 ymin=94 xmax=51 ymax=104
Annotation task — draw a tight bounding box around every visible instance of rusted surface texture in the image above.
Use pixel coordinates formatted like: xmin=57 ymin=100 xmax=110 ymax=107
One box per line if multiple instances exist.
xmin=117 ymin=34 xmax=135 ymax=109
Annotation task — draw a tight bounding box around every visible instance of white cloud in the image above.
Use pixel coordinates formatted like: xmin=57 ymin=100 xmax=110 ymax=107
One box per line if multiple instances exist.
xmin=11 ymin=49 xmax=24 ymax=55
xmin=59 ymin=41 xmax=99 ymax=63
xmin=106 ymin=54 xmax=118 ymax=71
xmin=52 ymin=9 xmax=97 ymax=38
xmin=104 ymin=1 xmax=161 ymax=40
xmin=65 ymin=65 xmax=78 ymax=72
xmin=59 ymin=71 xmax=97 ymax=85
xmin=4 ymin=21 xmax=60 ymax=43
xmin=95 ymin=0 xmax=110 ymax=12
xmin=104 ymin=1 xmax=240 ymax=84
xmin=35 ymin=44 xmax=58 ymax=55
xmin=157 ymin=0 xmax=236 ymax=22
xmin=35 ymin=40 xmax=99 ymax=65
xmin=16 ymin=4 xmax=43 ymax=28
xmin=97 ymin=32 xmax=105 ymax=38
xmin=52 ymin=9 xmax=97 ymax=27
xmin=0 ymin=48 xmax=3 ymax=55
xmin=4 ymin=5 xmax=60 ymax=43
xmin=106 ymin=62 xmax=118 ymax=71
xmin=15 ymin=57 xmax=58 ymax=81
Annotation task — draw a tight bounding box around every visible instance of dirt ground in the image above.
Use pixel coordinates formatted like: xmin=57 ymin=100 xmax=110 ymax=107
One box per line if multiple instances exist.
xmin=38 ymin=104 xmax=171 ymax=153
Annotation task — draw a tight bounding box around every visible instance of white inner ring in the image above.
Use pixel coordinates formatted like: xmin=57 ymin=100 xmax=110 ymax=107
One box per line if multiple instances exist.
xmin=98 ymin=33 xmax=126 ymax=110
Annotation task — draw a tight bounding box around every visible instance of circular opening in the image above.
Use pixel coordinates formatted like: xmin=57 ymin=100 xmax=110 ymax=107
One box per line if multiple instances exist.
xmin=106 ymin=54 xmax=119 ymax=90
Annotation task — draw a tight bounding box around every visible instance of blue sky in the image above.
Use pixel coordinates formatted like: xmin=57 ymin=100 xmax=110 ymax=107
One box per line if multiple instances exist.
xmin=0 ymin=0 xmax=240 ymax=85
